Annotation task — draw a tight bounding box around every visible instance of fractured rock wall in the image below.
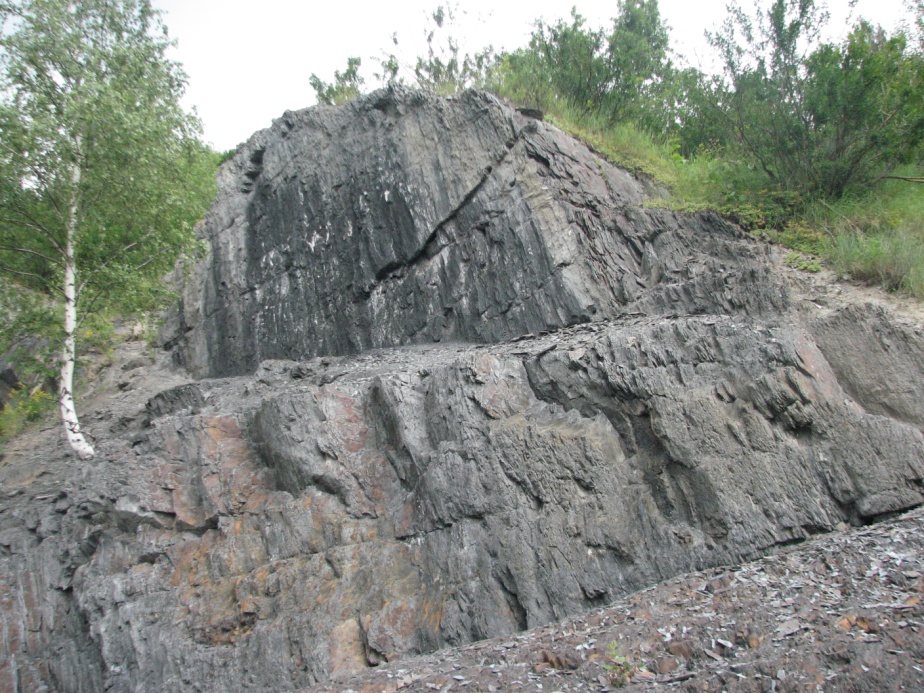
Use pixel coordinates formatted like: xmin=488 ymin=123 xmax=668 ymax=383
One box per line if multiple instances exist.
xmin=167 ymin=87 xmax=786 ymax=377
xmin=2 ymin=88 xmax=923 ymax=692
xmin=6 ymin=309 xmax=923 ymax=692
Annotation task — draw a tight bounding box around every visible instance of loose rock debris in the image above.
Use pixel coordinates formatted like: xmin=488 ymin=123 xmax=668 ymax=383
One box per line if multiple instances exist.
xmin=303 ymin=507 xmax=924 ymax=692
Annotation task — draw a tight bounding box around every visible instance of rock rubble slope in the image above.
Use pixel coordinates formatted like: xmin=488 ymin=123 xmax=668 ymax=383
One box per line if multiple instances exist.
xmin=1 ymin=87 xmax=923 ymax=692
xmin=298 ymin=507 xmax=924 ymax=693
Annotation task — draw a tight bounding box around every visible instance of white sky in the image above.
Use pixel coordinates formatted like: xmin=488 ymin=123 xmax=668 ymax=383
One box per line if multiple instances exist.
xmin=152 ymin=0 xmax=913 ymax=151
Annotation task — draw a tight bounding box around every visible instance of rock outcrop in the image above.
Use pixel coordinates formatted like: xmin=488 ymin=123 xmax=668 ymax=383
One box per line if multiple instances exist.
xmin=2 ymin=87 xmax=923 ymax=692
xmin=0 ymin=365 xmax=19 ymax=409
xmin=167 ymin=88 xmax=785 ymax=378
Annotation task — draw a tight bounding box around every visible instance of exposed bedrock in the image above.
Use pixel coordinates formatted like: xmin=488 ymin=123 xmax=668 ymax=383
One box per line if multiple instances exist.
xmin=166 ymin=86 xmax=785 ymax=377
xmin=16 ymin=312 xmax=921 ymax=692
xmin=2 ymin=88 xmax=923 ymax=692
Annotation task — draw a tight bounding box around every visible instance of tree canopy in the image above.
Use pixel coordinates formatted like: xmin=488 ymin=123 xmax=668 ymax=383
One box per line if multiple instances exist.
xmin=491 ymin=2 xmax=670 ymax=124
xmin=707 ymin=0 xmax=924 ymax=199
xmin=0 ymin=0 xmax=215 ymax=457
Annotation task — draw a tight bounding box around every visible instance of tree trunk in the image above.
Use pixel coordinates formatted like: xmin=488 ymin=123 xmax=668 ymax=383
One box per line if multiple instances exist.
xmin=60 ymin=152 xmax=95 ymax=460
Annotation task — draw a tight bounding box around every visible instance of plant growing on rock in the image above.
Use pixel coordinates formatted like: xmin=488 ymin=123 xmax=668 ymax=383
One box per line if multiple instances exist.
xmin=603 ymin=641 xmax=647 ymax=687
xmin=0 ymin=0 xmax=215 ymax=458
xmin=310 ymin=56 xmax=365 ymax=105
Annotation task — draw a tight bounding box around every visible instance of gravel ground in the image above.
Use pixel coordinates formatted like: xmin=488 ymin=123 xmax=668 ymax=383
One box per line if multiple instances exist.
xmin=302 ymin=507 xmax=924 ymax=693
xmin=3 ymin=257 xmax=923 ymax=693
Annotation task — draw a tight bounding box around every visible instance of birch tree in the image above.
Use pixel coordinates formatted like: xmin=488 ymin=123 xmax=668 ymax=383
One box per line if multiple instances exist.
xmin=0 ymin=0 xmax=215 ymax=458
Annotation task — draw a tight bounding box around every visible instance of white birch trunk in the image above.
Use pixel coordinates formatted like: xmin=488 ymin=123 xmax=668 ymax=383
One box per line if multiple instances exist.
xmin=60 ymin=144 xmax=95 ymax=460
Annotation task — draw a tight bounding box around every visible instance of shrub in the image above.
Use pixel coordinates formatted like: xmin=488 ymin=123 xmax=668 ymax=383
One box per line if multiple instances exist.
xmin=603 ymin=641 xmax=646 ymax=688
xmin=708 ymin=1 xmax=924 ymax=202
xmin=0 ymin=387 xmax=54 ymax=443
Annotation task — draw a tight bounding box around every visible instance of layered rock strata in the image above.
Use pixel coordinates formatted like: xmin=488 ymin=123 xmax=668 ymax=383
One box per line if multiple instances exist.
xmin=1 ymin=87 xmax=923 ymax=692
xmin=167 ymin=87 xmax=785 ymax=377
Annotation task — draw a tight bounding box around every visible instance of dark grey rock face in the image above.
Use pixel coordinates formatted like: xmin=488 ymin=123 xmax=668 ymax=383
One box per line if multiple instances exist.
xmin=0 ymin=365 xmax=18 ymax=408
xmin=3 ymin=88 xmax=923 ymax=692
xmin=168 ymin=87 xmax=785 ymax=377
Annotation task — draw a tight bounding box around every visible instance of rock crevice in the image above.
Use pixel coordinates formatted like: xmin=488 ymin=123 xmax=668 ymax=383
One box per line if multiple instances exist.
xmin=1 ymin=87 xmax=923 ymax=692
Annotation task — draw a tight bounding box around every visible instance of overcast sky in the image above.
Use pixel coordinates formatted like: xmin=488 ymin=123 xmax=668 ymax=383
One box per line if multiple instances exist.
xmin=152 ymin=0 xmax=912 ymax=151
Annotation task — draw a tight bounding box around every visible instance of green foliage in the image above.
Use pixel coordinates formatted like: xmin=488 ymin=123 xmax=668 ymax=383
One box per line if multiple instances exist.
xmin=313 ymin=6 xmax=495 ymax=100
xmin=644 ymin=66 xmax=730 ymax=158
xmin=0 ymin=387 xmax=54 ymax=443
xmin=530 ymin=100 xmax=797 ymax=232
xmin=412 ymin=4 xmax=494 ymax=95
xmin=0 ymin=0 xmax=216 ymax=314
xmin=484 ymin=50 xmax=545 ymax=110
xmin=602 ymin=641 xmax=645 ymax=688
xmin=662 ymin=153 xmax=802 ymax=229
xmin=217 ymin=148 xmax=237 ymax=166
xmin=605 ymin=0 xmax=670 ymax=123
xmin=707 ymin=0 xmax=924 ymax=201
xmin=784 ymin=251 xmax=822 ymax=272
xmin=0 ymin=278 xmax=60 ymax=384
xmin=373 ymin=4 xmax=495 ymax=96
xmin=310 ymin=56 xmax=365 ymax=105
xmin=511 ymin=8 xmax=611 ymax=115
xmin=483 ymin=1 xmax=924 ymax=301
xmin=544 ymin=107 xmax=679 ymax=183
xmin=77 ymin=311 xmax=117 ymax=355
xmin=827 ymin=225 xmax=924 ymax=295
xmin=490 ymin=3 xmax=670 ymax=123
xmin=806 ymin=170 xmax=924 ymax=297
xmin=0 ymin=0 xmax=216 ymax=455
xmin=775 ymin=221 xmax=826 ymax=255
xmin=373 ymin=49 xmax=401 ymax=87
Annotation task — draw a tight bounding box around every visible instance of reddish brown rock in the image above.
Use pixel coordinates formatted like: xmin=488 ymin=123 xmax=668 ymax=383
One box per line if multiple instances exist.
xmin=1 ymin=88 xmax=923 ymax=693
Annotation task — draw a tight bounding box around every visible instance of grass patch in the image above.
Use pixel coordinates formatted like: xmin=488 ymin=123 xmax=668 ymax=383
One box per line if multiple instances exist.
xmin=805 ymin=168 xmax=924 ymax=297
xmin=826 ymin=225 xmax=924 ymax=296
xmin=544 ymin=110 xmax=924 ymax=296
xmin=0 ymin=387 xmax=55 ymax=447
xmin=532 ymin=105 xmax=801 ymax=231
xmin=541 ymin=107 xmax=679 ymax=184
xmin=493 ymin=81 xmax=923 ymax=298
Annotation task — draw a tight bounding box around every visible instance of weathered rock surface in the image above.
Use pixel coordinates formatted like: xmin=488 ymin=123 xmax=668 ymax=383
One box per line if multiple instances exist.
xmin=167 ymin=87 xmax=785 ymax=378
xmin=0 ymin=365 xmax=18 ymax=409
xmin=1 ymin=88 xmax=923 ymax=692
xmin=298 ymin=507 xmax=924 ymax=692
